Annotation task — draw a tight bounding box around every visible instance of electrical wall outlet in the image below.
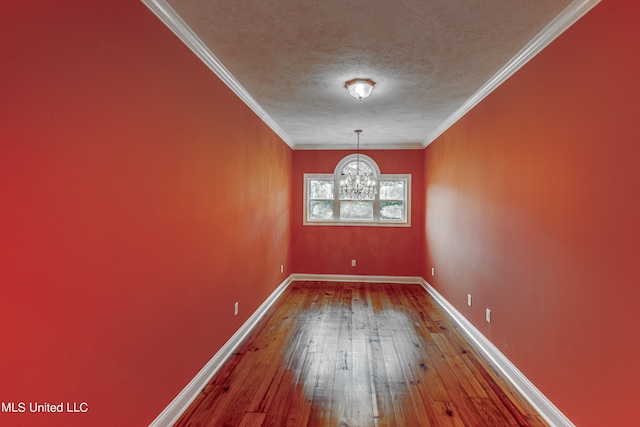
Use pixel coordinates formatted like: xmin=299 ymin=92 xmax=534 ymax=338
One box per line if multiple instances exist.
xmin=351 ymin=259 xmax=356 ymax=267
xmin=431 ymin=267 xmax=435 ymax=276
xmin=467 ymin=294 xmax=472 ymax=306
xmin=234 ymin=302 xmax=239 ymax=316
xmin=485 ymin=308 xmax=491 ymax=323
xmin=280 ymin=264 xmax=284 ymax=273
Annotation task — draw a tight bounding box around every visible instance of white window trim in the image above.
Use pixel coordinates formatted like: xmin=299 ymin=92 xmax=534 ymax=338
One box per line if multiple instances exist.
xmin=304 ymin=154 xmax=412 ymax=227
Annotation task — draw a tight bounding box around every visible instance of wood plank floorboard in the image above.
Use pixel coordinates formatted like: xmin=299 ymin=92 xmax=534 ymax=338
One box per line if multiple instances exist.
xmin=174 ymin=282 xmax=549 ymax=427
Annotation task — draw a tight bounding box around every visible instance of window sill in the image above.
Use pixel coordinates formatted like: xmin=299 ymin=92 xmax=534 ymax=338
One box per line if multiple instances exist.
xmin=303 ymin=220 xmax=411 ymax=227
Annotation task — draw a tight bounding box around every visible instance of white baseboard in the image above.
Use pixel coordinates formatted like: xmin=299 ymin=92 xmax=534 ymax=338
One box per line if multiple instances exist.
xmin=290 ymin=273 xmax=423 ymax=284
xmin=149 ymin=275 xmax=293 ymax=427
xmin=151 ymin=274 xmax=573 ymax=427
xmin=420 ymin=279 xmax=574 ymax=427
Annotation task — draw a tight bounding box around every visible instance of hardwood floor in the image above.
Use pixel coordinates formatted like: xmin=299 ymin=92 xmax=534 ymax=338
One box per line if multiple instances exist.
xmin=174 ymin=281 xmax=549 ymax=427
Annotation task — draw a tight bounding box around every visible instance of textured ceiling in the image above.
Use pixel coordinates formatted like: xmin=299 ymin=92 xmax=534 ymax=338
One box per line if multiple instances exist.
xmin=149 ymin=0 xmax=592 ymax=149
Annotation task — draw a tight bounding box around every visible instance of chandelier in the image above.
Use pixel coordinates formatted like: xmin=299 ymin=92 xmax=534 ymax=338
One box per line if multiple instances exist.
xmin=339 ymin=130 xmax=377 ymax=201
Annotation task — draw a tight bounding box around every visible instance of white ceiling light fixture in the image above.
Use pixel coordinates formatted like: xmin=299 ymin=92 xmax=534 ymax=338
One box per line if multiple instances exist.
xmin=345 ymin=78 xmax=376 ymax=101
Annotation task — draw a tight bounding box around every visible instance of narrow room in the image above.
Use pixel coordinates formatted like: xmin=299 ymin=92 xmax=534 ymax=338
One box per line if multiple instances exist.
xmin=1 ymin=1 xmax=638 ymax=426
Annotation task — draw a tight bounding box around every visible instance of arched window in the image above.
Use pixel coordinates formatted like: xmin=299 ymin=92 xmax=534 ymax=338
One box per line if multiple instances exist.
xmin=304 ymin=154 xmax=411 ymax=226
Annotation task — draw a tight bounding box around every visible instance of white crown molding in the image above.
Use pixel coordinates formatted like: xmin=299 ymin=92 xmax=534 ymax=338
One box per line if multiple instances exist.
xmin=141 ymin=0 xmax=295 ymax=149
xmin=148 ymin=275 xmax=293 ymax=427
xmin=295 ymin=142 xmax=426 ymax=151
xmin=423 ymin=0 xmax=601 ymax=147
xmin=420 ymin=279 xmax=575 ymax=427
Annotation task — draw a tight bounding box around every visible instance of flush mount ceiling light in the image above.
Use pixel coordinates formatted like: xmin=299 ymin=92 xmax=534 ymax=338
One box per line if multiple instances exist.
xmin=345 ymin=78 xmax=376 ymax=101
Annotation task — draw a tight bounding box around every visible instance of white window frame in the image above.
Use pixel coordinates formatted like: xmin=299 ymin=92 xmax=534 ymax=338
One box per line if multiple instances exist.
xmin=304 ymin=154 xmax=412 ymax=227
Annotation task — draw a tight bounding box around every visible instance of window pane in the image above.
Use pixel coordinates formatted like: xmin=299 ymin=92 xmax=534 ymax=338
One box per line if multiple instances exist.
xmin=340 ymin=201 xmax=373 ymax=220
xmin=310 ymin=180 xmax=334 ymax=199
xmin=380 ymin=201 xmax=405 ymax=220
xmin=341 ymin=161 xmax=374 ymax=177
xmin=379 ymin=180 xmax=405 ymax=200
xmin=309 ymin=201 xmax=334 ymax=220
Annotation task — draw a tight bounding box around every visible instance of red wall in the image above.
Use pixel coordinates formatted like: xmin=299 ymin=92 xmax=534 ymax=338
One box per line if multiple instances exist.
xmin=0 ymin=2 xmax=291 ymax=426
xmin=292 ymin=150 xmax=424 ymax=276
xmin=423 ymin=1 xmax=640 ymax=425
